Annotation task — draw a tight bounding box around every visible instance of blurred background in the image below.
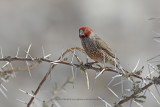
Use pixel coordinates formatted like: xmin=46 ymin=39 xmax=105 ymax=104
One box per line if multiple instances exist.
xmin=0 ymin=0 xmax=160 ymax=107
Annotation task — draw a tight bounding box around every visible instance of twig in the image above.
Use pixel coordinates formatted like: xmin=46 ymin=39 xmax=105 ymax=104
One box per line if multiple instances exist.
xmin=117 ymin=82 xmax=153 ymax=106
xmin=27 ymin=47 xmax=84 ymax=107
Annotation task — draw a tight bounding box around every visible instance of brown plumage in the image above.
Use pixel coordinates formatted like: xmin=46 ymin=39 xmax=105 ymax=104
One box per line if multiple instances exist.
xmin=79 ymin=27 xmax=118 ymax=65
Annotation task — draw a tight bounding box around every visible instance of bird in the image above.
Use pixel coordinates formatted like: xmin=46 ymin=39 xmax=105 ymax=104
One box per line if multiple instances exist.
xmin=79 ymin=27 xmax=118 ymax=67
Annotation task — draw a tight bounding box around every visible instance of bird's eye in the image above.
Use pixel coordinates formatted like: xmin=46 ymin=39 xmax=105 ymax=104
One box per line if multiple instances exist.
xmin=79 ymin=30 xmax=85 ymax=36
xmin=84 ymin=29 xmax=87 ymax=33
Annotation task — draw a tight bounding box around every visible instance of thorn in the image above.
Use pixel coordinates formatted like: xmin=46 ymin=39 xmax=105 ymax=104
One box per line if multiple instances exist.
xmin=0 ymin=87 xmax=7 ymax=98
xmin=1 ymin=48 xmax=3 ymax=58
xmin=16 ymin=99 xmax=28 ymax=105
xmin=53 ymin=100 xmax=61 ymax=107
xmin=60 ymin=48 xmax=64 ymax=60
xmin=112 ymin=79 xmax=126 ymax=87
xmin=70 ymin=50 xmax=75 ymax=88
xmin=1 ymin=78 xmax=8 ymax=83
xmin=147 ymin=54 xmax=160 ymax=62
xmin=148 ymin=64 xmax=152 ymax=79
xmin=154 ymin=85 xmax=160 ymax=97
xmin=153 ymin=37 xmax=160 ymax=43
xmin=128 ymin=78 xmax=133 ymax=83
xmin=107 ymin=78 xmax=115 ymax=86
xmin=71 ymin=66 xmax=75 ymax=88
xmin=50 ymin=60 xmax=60 ymax=64
xmin=19 ymin=89 xmax=42 ymax=101
xmin=133 ymin=100 xmax=143 ymax=107
xmin=130 ymin=99 xmax=133 ymax=107
xmin=108 ymin=87 xmax=119 ymax=99
xmin=98 ymin=96 xmax=111 ymax=107
xmin=132 ymin=58 xmax=140 ymax=72
xmin=112 ymin=74 xmax=122 ymax=79
xmin=26 ymin=61 xmax=31 ymax=77
xmin=44 ymin=54 xmax=52 ymax=59
xmin=42 ymin=45 xmax=45 ymax=58
xmin=1 ymin=84 xmax=7 ymax=92
xmin=125 ymin=89 xmax=131 ymax=91
xmin=25 ymin=44 xmax=32 ymax=58
xmin=71 ymin=49 xmax=75 ymax=64
xmin=24 ymin=50 xmax=33 ymax=60
xmin=85 ymin=71 xmax=90 ymax=90
xmin=148 ymin=89 xmax=160 ymax=104
xmin=15 ymin=47 xmax=20 ymax=58
xmin=148 ymin=63 xmax=159 ymax=73
xmin=119 ymin=65 xmax=126 ymax=74
xmin=95 ymin=68 xmax=105 ymax=79
xmin=121 ymin=77 xmax=124 ymax=94
xmin=92 ymin=72 xmax=98 ymax=90
xmin=10 ymin=63 xmax=16 ymax=78
xmin=2 ymin=62 xmax=9 ymax=68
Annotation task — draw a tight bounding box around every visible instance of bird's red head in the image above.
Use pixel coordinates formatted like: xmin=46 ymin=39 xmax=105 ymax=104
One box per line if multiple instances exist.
xmin=79 ymin=27 xmax=93 ymax=39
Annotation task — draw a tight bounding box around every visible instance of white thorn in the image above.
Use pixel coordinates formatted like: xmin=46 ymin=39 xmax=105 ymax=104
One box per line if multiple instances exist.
xmin=10 ymin=63 xmax=16 ymax=78
xmin=148 ymin=63 xmax=159 ymax=73
xmin=85 ymin=71 xmax=90 ymax=90
xmin=93 ymin=72 xmax=98 ymax=89
xmin=71 ymin=49 xmax=75 ymax=64
xmin=24 ymin=50 xmax=33 ymax=60
xmin=50 ymin=60 xmax=61 ymax=64
xmin=2 ymin=62 xmax=9 ymax=68
xmin=25 ymin=44 xmax=32 ymax=58
xmin=95 ymin=69 xmax=105 ymax=79
xmin=108 ymin=87 xmax=119 ymax=99
xmin=1 ymin=48 xmax=3 ymax=58
xmin=153 ymin=37 xmax=160 ymax=43
xmin=154 ymin=85 xmax=160 ymax=97
xmin=26 ymin=61 xmax=31 ymax=77
xmin=0 ymin=87 xmax=7 ymax=98
xmin=19 ymin=89 xmax=42 ymax=101
xmin=53 ymin=100 xmax=61 ymax=107
xmin=44 ymin=54 xmax=52 ymax=59
xmin=119 ymin=65 xmax=126 ymax=74
xmin=127 ymin=77 xmax=133 ymax=83
xmin=98 ymin=96 xmax=111 ymax=107
xmin=1 ymin=78 xmax=8 ymax=83
xmin=125 ymin=89 xmax=131 ymax=92
xmin=15 ymin=47 xmax=20 ymax=57
xmin=148 ymin=64 xmax=152 ymax=78
xmin=71 ymin=66 xmax=75 ymax=88
xmin=112 ymin=79 xmax=126 ymax=87
xmin=1 ymin=84 xmax=7 ymax=91
xmin=16 ymin=99 xmax=28 ymax=105
xmin=148 ymin=89 xmax=160 ymax=104
xmin=112 ymin=74 xmax=122 ymax=79
xmin=147 ymin=54 xmax=160 ymax=62
xmin=107 ymin=78 xmax=115 ymax=86
xmin=60 ymin=48 xmax=64 ymax=60
xmin=133 ymin=100 xmax=143 ymax=107
xmin=121 ymin=77 xmax=124 ymax=94
xmin=42 ymin=45 xmax=45 ymax=58
xmin=132 ymin=58 xmax=140 ymax=72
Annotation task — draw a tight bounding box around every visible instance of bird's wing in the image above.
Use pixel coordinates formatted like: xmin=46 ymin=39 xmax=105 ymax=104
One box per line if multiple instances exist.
xmin=95 ymin=35 xmax=117 ymax=59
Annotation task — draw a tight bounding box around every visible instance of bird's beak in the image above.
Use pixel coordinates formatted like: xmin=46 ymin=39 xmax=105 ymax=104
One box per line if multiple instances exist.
xmin=79 ymin=30 xmax=85 ymax=36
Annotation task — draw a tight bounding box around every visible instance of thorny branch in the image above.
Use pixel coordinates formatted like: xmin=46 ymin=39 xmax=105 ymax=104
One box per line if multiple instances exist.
xmin=0 ymin=47 xmax=159 ymax=107
xmin=117 ymin=82 xmax=153 ymax=106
